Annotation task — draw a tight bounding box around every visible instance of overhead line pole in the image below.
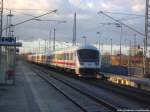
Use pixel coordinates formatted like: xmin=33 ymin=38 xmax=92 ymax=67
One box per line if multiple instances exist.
xmin=0 ymin=0 xmax=3 ymax=76
xmin=74 ymin=13 xmax=76 ymax=46
xmin=111 ymin=38 xmax=112 ymax=56
xmin=0 ymin=0 xmax=3 ymax=38
xmin=119 ymin=25 xmax=123 ymax=65
xmin=49 ymin=28 xmax=52 ymax=50
xmin=144 ymin=0 xmax=149 ymax=77
xmin=72 ymin=13 xmax=76 ymax=46
xmin=53 ymin=28 xmax=56 ymax=51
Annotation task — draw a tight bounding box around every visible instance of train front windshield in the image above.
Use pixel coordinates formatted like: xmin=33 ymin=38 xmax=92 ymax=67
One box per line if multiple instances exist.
xmin=77 ymin=49 xmax=99 ymax=62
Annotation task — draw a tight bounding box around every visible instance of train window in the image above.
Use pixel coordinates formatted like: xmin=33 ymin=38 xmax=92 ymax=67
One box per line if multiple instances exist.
xmin=66 ymin=53 xmax=68 ymax=60
xmin=67 ymin=53 xmax=69 ymax=60
xmin=55 ymin=54 xmax=64 ymax=60
xmin=57 ymin=54 xmax=59 ymax=60
xmin=42 ymin=55 xmax=45 ymax=59
xmin=50 ymin=55 xmax=54 ymax=60
xmin=68 ymin=53 xmax=71 ymax=60
xmin=69 ymin=53 xmax=73 ymax=60
xmin=64 ymin=53 xmax=66 ymax=60
xmin=58 ymin=54 xmax=62 ymax=60
xmin=64 ymin=53 xmax=67 ymax=60
xmin=48 ymin=56 xmax=50 ymax=59
xmin=61 ymin=54 xmax=63 ymax=60
xmin=77 ymin=49 xmax=99 ymax=62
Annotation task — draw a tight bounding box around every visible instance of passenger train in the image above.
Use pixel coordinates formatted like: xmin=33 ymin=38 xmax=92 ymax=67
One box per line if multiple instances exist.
xmin=27 ymin=44 xmax=101 ymax=77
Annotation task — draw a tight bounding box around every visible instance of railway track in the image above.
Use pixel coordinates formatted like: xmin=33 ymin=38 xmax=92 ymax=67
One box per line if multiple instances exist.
xmin=37 ymin=62 xmax=150 ymax=105
xmin=29 ymin=63 xmax=120 ymax=112
xmin=27 ymin=62 xmax=150 ymax=112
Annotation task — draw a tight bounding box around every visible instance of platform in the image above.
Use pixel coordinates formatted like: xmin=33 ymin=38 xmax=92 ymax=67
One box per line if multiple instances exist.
xmin=102 ymin=72 xmax=150 ymax=91
xmin=0 ymin=60 xmax=81 ymax=112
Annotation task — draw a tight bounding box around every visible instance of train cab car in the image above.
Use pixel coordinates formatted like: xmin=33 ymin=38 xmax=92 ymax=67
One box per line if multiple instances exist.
xmin=75 ymin=45 xmax=101 ymax=77
xmin=26 ymin=44 xmax=101 ymax=78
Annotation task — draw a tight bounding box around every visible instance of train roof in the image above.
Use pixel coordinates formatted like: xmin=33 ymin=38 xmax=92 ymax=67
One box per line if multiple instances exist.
xmin=28 ymin=44 xmax=100 ymax=56
xmin=47 ymin=44 xmax=99 ymax=54
xmin=77 ymin=44 xmax=98 ymax=51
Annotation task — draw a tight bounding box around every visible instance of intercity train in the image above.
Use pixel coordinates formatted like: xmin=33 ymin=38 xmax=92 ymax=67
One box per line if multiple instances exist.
xmin=27 ymin=44 xmax=101 ymax=77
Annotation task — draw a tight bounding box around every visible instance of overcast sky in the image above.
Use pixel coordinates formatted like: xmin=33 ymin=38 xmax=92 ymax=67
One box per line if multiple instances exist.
xmin=3 ymin=0 xmax=145 ymax=46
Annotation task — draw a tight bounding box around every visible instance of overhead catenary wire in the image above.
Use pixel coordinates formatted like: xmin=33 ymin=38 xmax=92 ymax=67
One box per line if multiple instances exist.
xmin=103 ymin=11 xmax=144 ymax=17
xmin=4 ymin=9 xmax=35 ymax=17
xmin=118 ymin=16 xmax=144 ymax=21
xmin=98 ymin=11 xmax=145 ymax=37
xmin=2 ymin=9 xmax=57 ymax=31
xmin=4 ymin=9 xmax=65 ymax=24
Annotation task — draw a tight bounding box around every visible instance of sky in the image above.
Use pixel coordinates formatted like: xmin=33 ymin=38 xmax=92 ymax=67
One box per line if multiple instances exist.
xmin=2 ymin=0 xmax=146 ymax=53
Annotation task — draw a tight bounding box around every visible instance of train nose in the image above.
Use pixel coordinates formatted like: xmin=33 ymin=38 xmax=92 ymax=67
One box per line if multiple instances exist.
xmin=80 ymin=62 xmax=84 ymax=65
xmin=79 ymin=68 xmax=100 ymax=75
xmin=80 ymin=62 xmax=99 ymax=67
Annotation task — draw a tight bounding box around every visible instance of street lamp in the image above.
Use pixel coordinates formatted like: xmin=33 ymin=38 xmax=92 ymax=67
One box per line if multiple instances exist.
xmin=99 ymin=22 xmax=123 ymax=65
xmin=82 ymin=36 xmax=87 ymax=45
xmin=34 ymin=19 xmax=67 ymax=51
xmin=96 ymin=32 xmax=101 ymax=51
xmin=110 ymin=38 xmax=112 ymax=56
xmin=52 ymin=21 xmax=67 ymax=51
xmin=116 ymin=23 xmax=123 ymax=65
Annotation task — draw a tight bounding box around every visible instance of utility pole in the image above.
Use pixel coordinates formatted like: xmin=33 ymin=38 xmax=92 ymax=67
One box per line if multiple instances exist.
xmin=6 ymin=15 xmax=8 ymax=37
xmin=134 ymin=34 xmax=137 ymax=55
xmin=7 ymin=10 xmax=13 ymax=37
xmin=111 ymin=38 xmax=112 ymax=56
xmin=72 ymin=13 xmax=76 ymax=46
xmin=49 ymin=29 xmax=52 ymax=50
xmin=110 ymin=38 xmax=112 ymax=65
xmin=144 ymin=0 xmax=150 ymax=77
xmin=128 ymin=40 xmax=132 ymax=67
xmin=53 ymin=28 xmax=56 ymax=51
xmin=96 ymin=32 xmax=101 ymax=51
xmin=101 ymin=42 xmax=103 ymax=55
xmin=119 ymin=25 xmax=123 ymax=65
xmin=39 ymin=41 xmax=40 ymax=53
xmin=45 ymin=40 xmax=47 ymax=53
xmin=0 ymin=0 xmax=3 ymax=75
xmin=0 ymin=0 xmax=3 ymax=38
xmin=95 ymin=41 xmax=98 ymax=48
xmin=82 ymin=36 xmax=87 ymax=45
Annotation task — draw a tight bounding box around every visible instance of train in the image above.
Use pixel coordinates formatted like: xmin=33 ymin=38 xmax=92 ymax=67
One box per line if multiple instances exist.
xmin=27 ymin=44 xmax=101 ymax=77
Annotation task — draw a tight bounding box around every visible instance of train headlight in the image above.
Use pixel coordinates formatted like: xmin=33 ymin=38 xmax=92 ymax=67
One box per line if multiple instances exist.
xmin=80 ymin=62 xmax=84 ymax=65
xmin=95 ymin=61 xmax=99 ymax=65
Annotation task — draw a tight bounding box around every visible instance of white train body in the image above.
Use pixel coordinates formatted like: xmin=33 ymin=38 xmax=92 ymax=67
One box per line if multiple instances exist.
xmin=27 ymin=44 xmax=101 ymax=77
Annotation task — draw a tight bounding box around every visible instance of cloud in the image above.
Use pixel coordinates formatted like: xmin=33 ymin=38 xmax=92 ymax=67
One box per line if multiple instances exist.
xmin=68 ymin=0 xmax=129 ymax=12
xmin=4 ymin=0 xmax=59 ymax=14
xmin=2 ymin=0 xmax=145 ymax=46
xmin=130 ymin=0 xmax=145 ymax=12
xmin=68 ymin=0 xmax=81 ymax=6
xmin=101 ymin=2 xmax=113 ymax=11
xmin=5 ymin=0 xmax=48 ymax=9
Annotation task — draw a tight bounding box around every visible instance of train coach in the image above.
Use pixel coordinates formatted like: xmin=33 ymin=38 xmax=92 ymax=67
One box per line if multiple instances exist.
xmin=27 ymin=44 xmax=101 ymax=77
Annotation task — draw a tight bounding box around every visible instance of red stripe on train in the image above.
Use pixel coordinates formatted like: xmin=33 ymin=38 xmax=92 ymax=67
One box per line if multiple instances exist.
xmin=51 ymin=61 xmax=76 ymax=66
